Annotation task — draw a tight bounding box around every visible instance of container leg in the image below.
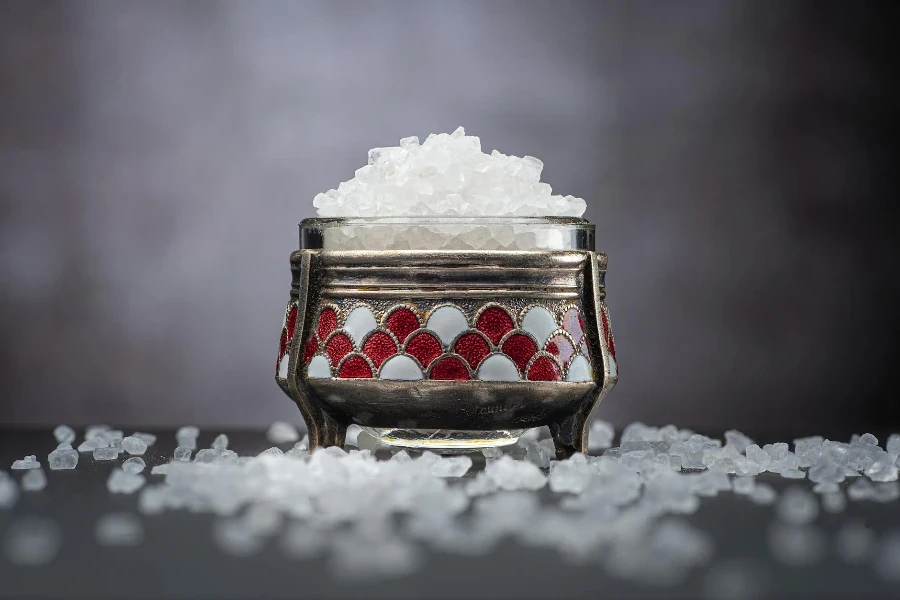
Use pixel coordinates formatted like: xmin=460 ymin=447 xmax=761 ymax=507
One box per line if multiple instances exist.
xmin=548 ymin=412 xmax=589 ymax=460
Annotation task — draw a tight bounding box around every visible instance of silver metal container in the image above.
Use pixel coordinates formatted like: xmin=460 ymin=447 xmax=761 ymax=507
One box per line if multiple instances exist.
xmin=275 ymin=217 xmax=617 ymax=457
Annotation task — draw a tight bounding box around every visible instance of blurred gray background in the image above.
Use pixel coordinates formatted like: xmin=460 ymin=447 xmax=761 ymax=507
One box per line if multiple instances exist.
xmin=1 ymin=0 xmax=897 ymax=437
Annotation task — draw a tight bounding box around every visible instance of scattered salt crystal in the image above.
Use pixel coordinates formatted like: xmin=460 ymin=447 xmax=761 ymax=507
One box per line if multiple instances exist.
xmin=856 ymin=433 xmax=879 ymax=446
xmin=748 ymin=483 xmax=777 ymax=505
xmin=84 ymin=424 xmax=110 ymax=440
xmin=481 ymin=447 xmax=503 ymax=459
xmin=176 ymin=426 xmax=199 ymax=449
xmin=122 ymin=457 xmax=146 ymax=474
xmin=11 ymin=455 xmax=40 ymax=470
xmin=48 ymin=446 xmax=78 ymax=470
xmin=767 ymin=523 xmax=825 ymax=566
xmin=131 ymin=432 xmax=157 ymax=446
xmin=724 ymin=430 xmax=754 ymax=454
xmin=111 ymin=438 xmax=124 ymax=452
xmin=0 ymin=471 xmax=19 ymax=509
xmin=2 ymin=517 xmax=61 ymax=565
xmin=429 ymin=455 xmax=472 ymax=478
xmin=834 ymin=520 xmax=874 ymax=563
xmin=345 ymin=424 xmax=362 ymax=447
xmin=78 ymin=437 xmax=106 ymax=452
xmin=887 ymin=434 xmax=900 ymax=461
xmin=588 ymin=420 xmax=615 ymax=451
xmin=744 ymin=445 xmax=771 ymax=471
xmin=122 ymin=435 xmax=147 ymax=456
xmin=21 ymin=468 xmax=47 ymax=491
xmin=258 ymin=447 xmax=284 ymax=458
xmin=107 ymin=468 xmax=146 ymax=494
xmin=194 ymin=449 xmax=220 ymax=463
xmin=484 ymin=456 xmax=546 ymax=491
xmin=781 ymin=469 xmax=806 ymax=479
xmin=211 ymin=434 xmax=229 ymax=450
xmin=821 ymin=492 xmax=847 ymax=513
xmin=95 ymin=513 xmax=144 ymax=547
xmin=267 ymin=421 xmax=300 ymax=445
xmin=93 ymin=447 xmax=118 ymax=461
xmin=150 ymin=464 xmax=170 ymax=476
xmin=523 ymin=438 xmax=555 ymax=469
xmin=174 ymin=446 xmax=192 ymax=461
xmin=775 ymin=487 xmax=819 ymax=525
xmin=53 ymin=424 xmax=75 ymax=444
xmin=865 ymin=459 xmax=899 ymax=482
xmin=549 ymin=453 xmax=592 ymax=494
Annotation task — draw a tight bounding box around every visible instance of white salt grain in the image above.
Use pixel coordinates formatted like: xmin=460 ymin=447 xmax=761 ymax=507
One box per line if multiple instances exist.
xmin=53 ymin=424 xmax=75 ymax=444
xmin=724 ymin=430 xmax=754 ymax=454
xmin=211 ymin=434 xmax=229 ymax=450
xmin=481 ymin=447 xmax=503 ymax=459
xmin=131 ymin=432 xmax=157 ymax=446
xmin=48 ymin=447 xmax=78 ymax=470
xmin=95 ymin=513 xmax=144 ymax=547
xmin=588 ymin=420 xmax=615 ymax=451
xmin=173 ymin=446 xmax=192 ymax=461
xmin=11 ymin=455 xmax=40 ymax=470
xmin=122 ymin=457 xmax=146 ymax=474
xmin=21 ymin=468 xmax=47 ymax=491
xmin=3 ymin=517 xmax=61 ymax=565
xmin=176 ymin=426 xmax=199 ymax=450
xmin=258 ymin=447 xmax=284 ymax=458
xmin=549 ymin=453 xmax=592 ymax=494
xmin=267 ymin=421 xmax=300 ymax=445
xmin=107 ymin=469 xmax=146 ymax=494
xmin=78 ymin=437 xmax=106 ymax=453
xmin=484 ymin=456 xmax=547 ymax=491
xmin=865 ymin=460 xmax=899 ymax=482
xmin=93 ymin=447 xmax=118 ymax=461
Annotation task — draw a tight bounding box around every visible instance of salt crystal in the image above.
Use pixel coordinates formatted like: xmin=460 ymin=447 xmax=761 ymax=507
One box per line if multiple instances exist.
xmin=267 ymin=421 xmax=300 ymax=445
xmin=150 ymin=464 xmax=170 ymax=476
xmin=258 ymin=447 xmax=284 ymax=458
xmin=48 ymin=447 xmax=78 ymax=470
xmin=780 ymin=469 xmax=806 ymax=479
xmin=11 ymin=455 xmax=40 ymax=470
xmin=724 ymin=430 xmax=754 ymax=453
xmin=767 ymin=523 xmax=825 ymax=566
xmin=549 ymin=453 xmax=592 ymax=494
xmin=211 ymin=434 xmax=229 ymax=450
xmin=21 ymin=468 xmax=47 ymax=491
xmin=847 ymin=478 xmax=899 ymax=502
xmin=747 ymin=483 xmax=777 ymax=505
xmin=588 ymin=420 xmax=615 ymax=451
xmin=523 ymin=439 xmax=555 ymax=469
xmin=834 ymin=520 xmax=874 ymax=563
xmin=53 ymin=424 xmax=75 ymax=444
xmin=821 ymin=492 xmax=847 ymax=513
xmin=744 ymin=445 xmax=771 ymax=471
xmin=131 ymin=432 xmax=157 ymax=446
xmin=887 ymin=434 xmax=900 ymax=461
xmin=78 ymin=437 xmax=106 ymax=452
xmin=194 ymin=449 xmax=220 ymax=463
xmin=122 ymin=457 xmax=146 ymax=474
xmin=809 ymin=456 xmax=845 ymax=484
xmin=429 ymin=455 xmax=472 ymax=478
xmin=812 ymin=481 xmax=839 ymax=494
xmin=775 ymin=487 xmax=818 ymax=525
xmin=2 ymin=517 xmax=61 ymax=565
xmin=484 ymin=456 xmax=546 ymax=491
xmin=107 ymin=468 xmax=146 ymax=494
xmin=95 ymin=512 xmax=144 ymax=547
xmin=174 ymin=446 xmax=192 ymax=461
xmin=345 ymin=424 xmax=362 ymax=447
xmin=0 ymin=471 xmax=19 ymax=509
xmin=865 ymin=459 xmax=899 ymax=482
xmin=481 ymin=447 xmax=503 ymax=459
xmin=732 ymin=476 xmax=755 ymax=495
xmin=111 ymin=438 xmax=124 ymax=452
xmin=176 ymin=425 xmax=199 ymax=449
xmin=93 ymin=447 xmax=118 ymax=461
xmin=84 ymin=424 xmax=110 ymax=440
xmin=793 ymin=435 xmax=824 ymax=467
xmin=856 ymin=433 xmax=879 ymax=446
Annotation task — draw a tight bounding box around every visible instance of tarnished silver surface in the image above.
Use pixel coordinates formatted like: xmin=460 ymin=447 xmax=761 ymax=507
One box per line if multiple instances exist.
xmin=277 ymin=244 xmax=617 ymax=458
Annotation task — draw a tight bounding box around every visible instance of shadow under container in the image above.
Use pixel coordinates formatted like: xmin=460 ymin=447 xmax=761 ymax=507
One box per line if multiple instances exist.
xmin=275 ymin=217 xmax=618 ymax=458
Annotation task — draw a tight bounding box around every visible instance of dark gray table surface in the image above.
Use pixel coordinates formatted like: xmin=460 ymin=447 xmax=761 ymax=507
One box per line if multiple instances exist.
xmin=1 ymin=428 xmax=898 ymax=600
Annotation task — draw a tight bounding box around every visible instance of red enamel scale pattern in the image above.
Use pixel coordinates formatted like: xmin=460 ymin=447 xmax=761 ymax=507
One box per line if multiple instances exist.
xmin=279 ymin=330 xmax=288 ymax=360
xmin=304 ymin=336 xmax=318 ymax=363
xmin=300 ymin=302 xmax=601 ymax=381
xmin=325 ymin=333 xmax=354 ymax=365
xmin=362 ymin=331 xmax=398 ymax=367
xmin=285 ymin=305 xmax=298 ymax=341
xmin=430 ymin=356 xmax=471 ymax=381
xmin=527 ymin=356 xmax=562 ymax=381
xmin=338 ymin=355 xmax=373 ymax=378
xmin=453 ymin=332 xmax=491 ymax=370
xmin=317 ymin=307 xmax=338 ymax=340
xmin=405 ymin=331 xmax=443 ymax=368
xmin=600 ymin=308 xmax=616 ymax=360
xmin=476 ymin=306 xmax=514 ymax=345
xmin=385 ymin=308 xmax=420 ymax=343
xmin=501 ymin=334 xmax=538 ymax=373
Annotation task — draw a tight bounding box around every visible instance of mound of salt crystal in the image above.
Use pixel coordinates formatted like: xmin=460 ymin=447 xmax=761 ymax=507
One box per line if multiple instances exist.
xmin=313 ymin=127 xmax=586 ymax=219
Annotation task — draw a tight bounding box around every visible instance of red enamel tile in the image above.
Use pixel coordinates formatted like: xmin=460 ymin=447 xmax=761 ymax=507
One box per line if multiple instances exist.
xmin=279 ymin=330 xmax=288 ymax=361
xmin=337 ymin=354 xmax=373 ymax=378
xmin=453 ymin=332 xmax=491 ymax=369
xmin=385 ymin=307 xmax=420 ymax=343
xmin=475 ymin=306 xmax=514 ymax=345
xmin=362 ymin=331 xmax=398 ymax=367
xmin=601 ymin=309 xmax=616 ymax=360
xmin=286 ymin=305 xmax=298 ymax=341
xmin=304 ymin=336 xmax=318 ymax=363
xmin=545 ymin=334 xmax=575 ymax=365
xmin=325 ymin=332 xmax=354 ymax=365
xmin=317 ymin=307 xmax=338 ymax=340
xmin=429 ymin=356 xmax=471 ymax=381
xmin=405 ymin=331 xmax=443 ymax=368
xmin=527 ymin=356 xmax=562 ymax=381
xmin=501 ymin=333 xmax=538 ymax=373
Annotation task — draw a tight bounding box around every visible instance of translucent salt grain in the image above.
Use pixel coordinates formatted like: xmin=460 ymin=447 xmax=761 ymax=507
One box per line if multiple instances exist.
xmin=107 ymin=469 xmax=146 ymax=494
xmin=78 ymin=437 xmax=106 ymax=453
xmin=84 ymin=424 xmax=110 ymax=440
xmin=211 ymin=434 xmax=229 ymax=450
xmin=724 ymin=430 xmax=754 ymax=454
xmin=11 ymin=455 xmax=40 ymax=470
xmin=122 ymin=435 xmax=147 ymax=456
xmin=194 ymin=449 xmax=219 ymax=463
xmin=258 ymin=447 xmax=284 ymax=458
xmin=175 ymin=426 xmax=199 ymax=449
xmin=886 ymin=434 xmax=900 ymax=461
xmin=429 ymin=456 xmax=472 ymax=478
xmin=122 ymin=457 xmax=146 ymax=474
xmin=173 ymin=446 xmax=192 ymax=461
xmin=3 ymin=517 xmax=61 ymax=565
xmin=93 ymin=447 xmax=118 ymax=460
xmin=48 ymin=447 xmax=78 ymax=470
xmin=748 ymin=483 xmax=777 ymax=505
xmin=780 ymin=469 xmax=806 ymax=479
xmin=767 ymin=523 xmax=825 ymax=566
xmin=856 ymin=433 xmax=879 ymax=446
xmin=834 ymin=520 xmax=874 ymax=563
xmin=95 ymin=513 xmax=144 ymax=547
xmin=266 ymin=421 xmax=300 ymax=445
xmin=732 ymin=476 xmax=755 ymax=495
xmin=131 ymin=432 xmax=157 ymax=446
xmin=0 ymin=471 xmax=20 ymax=509
xmin=588 ymin=420 xmax=615 ymax=451
xmin=150 ymin=464 xmax=170 ymax=476
xmin=53 ymin=424 xmax=75 ymax=444
xmin=865 ymin=460 xmax=898 ymax=482
xmin=775 ymin=487 xmax=819 ymax=525
xmin=481 ymin=447 xmax=503 ymax=459
xmin=549 ymin=453 xmax=592 ymax=494
xmin=22 ymin=468 xmax=47 ymax=491
xmin=484 ymin=456 xmax=546 ymax=491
